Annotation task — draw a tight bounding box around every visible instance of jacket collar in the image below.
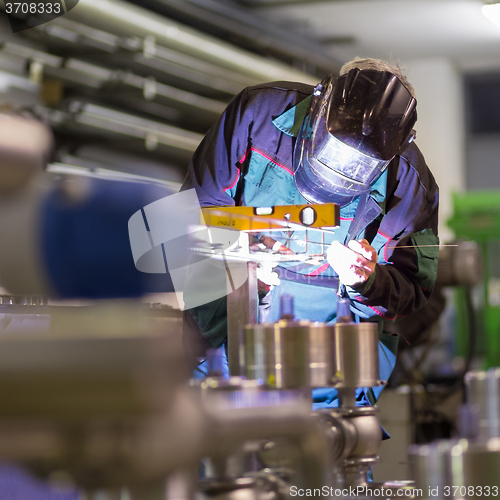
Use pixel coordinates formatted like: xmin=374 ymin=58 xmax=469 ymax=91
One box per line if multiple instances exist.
xmin=272 ymin=96 xmax=311 ymax=137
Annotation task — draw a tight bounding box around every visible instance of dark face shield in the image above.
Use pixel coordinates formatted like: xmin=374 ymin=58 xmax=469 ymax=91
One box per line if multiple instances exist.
xmin=294 ymin=70 xmax=417 ymax=205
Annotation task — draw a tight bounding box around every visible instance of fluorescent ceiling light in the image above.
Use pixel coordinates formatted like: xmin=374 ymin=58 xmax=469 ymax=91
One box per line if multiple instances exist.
xmin=482 ymin=3 xmax=500 ymax=29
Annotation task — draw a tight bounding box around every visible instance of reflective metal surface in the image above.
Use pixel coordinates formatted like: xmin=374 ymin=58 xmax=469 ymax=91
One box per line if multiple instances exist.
xmin=228 ymin=262 xmax=259 ymax=377
xmin=408 ymin=440 xmax=456 ymax=496
xmin=333 ymin=322 xmax=380 ymax=388
xmin=465 ymin=368 xmax=500 ymax=439
xmin=242 ymin=319 xmax=381 ymax=390
xmin=410 ymin=367 xmax=500 ymax=498
xmin=242 ymin=320 xmax=309 ymax=389
xmin=241 ymin=319 xmax=337 ymax=389
xmin=409 ymin=438 xmax=500 ymax=497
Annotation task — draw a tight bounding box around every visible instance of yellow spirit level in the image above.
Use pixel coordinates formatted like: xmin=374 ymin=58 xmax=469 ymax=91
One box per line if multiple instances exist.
xmin=201 ymin=204 xmax=340 ymax=232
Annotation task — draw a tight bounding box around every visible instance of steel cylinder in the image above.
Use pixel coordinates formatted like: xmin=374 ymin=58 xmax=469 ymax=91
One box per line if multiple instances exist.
xmin=241 ymin=320 xmax=336 ymax=389
xmin=409 ymin=438 xmax=500 ymax=498
xmin=333 ymin=322 xmax=380 ymax=388
xmin=241 ymin=320 xmax=382 ymax=389
xmin=465 ymin=368 xmax=500 ymax=439
xmin=409 ymin=440 xmax=456 ymax=498
xmin=242 ymin=320 xmax=308 ymax=389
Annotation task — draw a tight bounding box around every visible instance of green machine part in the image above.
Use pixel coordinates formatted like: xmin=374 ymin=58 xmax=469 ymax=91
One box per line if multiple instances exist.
xmin=447 ymin=190 xmax=500 ymax=368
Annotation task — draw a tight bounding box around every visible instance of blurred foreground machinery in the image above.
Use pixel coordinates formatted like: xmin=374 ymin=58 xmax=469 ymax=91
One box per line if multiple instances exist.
xmin=409 ymin=367 xmax=500 ymax=499
xmin=0 ymin=113 xmax=427 ymax=499
xmin=448 ymin=190 xmax=500 ymax=369
xmin=379 ymin=238 xmax=483 ymax=445
xmin=10 ymin=111 xmax=496 ymax=499
xmin=0 ymin=296 xmax=417 ymax=499
xmin=0 ymin=111 xmax=329 ymax=498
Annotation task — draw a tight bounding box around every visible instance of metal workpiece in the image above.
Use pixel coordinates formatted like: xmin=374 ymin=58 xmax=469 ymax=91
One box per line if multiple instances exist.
xmin=0 ymin=305 xmax=200 ymax=489
xmin=314 ymin=410 xmax=358 ymax=464
xmin=409 ymin=367 xmax=500 ymax=498
xmin=227 ymin=262 xmax=259 ymax=377
xmin=436 ymin=240 xmax=482 ymax=288
xmin=333 ymin=322 xmax=381 ymax=389
xmin=195 ymin=376 xmax=327 ymax=491
xmin=8 ymin=390 xmax=207 ymax=491
xmin=455 ymin=438 xmax=500 ymax=491
xmin=210 ymin=403 xmax=329 ymax=492
xmin=346 ymin=409 xmax=384 ymax=459
xmin=242 ymin=320 xmax=308 ymax=389
xmin=308 ymin=322 xmax=338 ymax=388
xmin=409 ymin=438 xmax=500 ymax=498
xmin=315 ymin=406 xmax=384 ymax=491
xmin=241 ymin=319 xmax=337 ymax=389
xmin=464 ymin=367 xmax=500 ymax=439
xmin=0 ymin=358 xmax=207 ymax=490
xmin=241 ymin=317 xmax=382 ymax=390
xmin=0 ymin=330 xmax=187 ymax=420
xmin=408 ymin=440 xmax=455 ymax=496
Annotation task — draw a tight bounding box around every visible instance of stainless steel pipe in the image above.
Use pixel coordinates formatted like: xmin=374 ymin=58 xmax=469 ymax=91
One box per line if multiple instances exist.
xmin=465 ymin=368 xmax=500 ymax=439
xmin=241 ymin=319 xmax=334 ymax=389
xmin=333 ymin=322 xmax=380 ymax=389
xmin=241 ymin=320 xmax=380 ymax=390
xmin=409 ymin=438 xmax=500 ymax=498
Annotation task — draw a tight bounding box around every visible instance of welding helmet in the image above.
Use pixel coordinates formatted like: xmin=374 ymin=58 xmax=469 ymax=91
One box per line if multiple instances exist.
xmin=293 ymin=69 xmax=417 ymax=206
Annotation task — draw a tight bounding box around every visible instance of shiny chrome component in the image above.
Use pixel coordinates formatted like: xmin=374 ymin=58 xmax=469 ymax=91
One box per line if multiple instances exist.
xmin=227 ymin=262 xmax=259 ymax=376
xmin=241 ymin=319 xmax=336 ymax=389
xmin=242 ymin=315 xmax=388 ymax=491
xmin=197 ymin=376 xmax=329 ymax=491
xmin=0 ymin=304 xmax=329 ymax=492
xmin=465 ymin=368 xmax=500 ymax=439
xmin=242 ymin=320 xmax=311 ymax=389
xmin=409 ymin=438 xmax=500 ymax=496
xmin=241 ymin=318 xmax=382 ymax=390
xmin=316 ymin=407 xmax=382 ymax=465
xmin=410 ymin=368 xmax=500 ymax=497
xmin=333 ymin=322 xmax=381 ymax=388
xmin=409 ymin=440 xmax=456 ymax=495
xmin=437 ymin=240 xmax=482 ymax=288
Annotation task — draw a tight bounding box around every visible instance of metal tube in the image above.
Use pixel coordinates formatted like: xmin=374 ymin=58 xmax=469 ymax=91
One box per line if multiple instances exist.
xmin=211 ymin=404 xmax=329 ymax=490
xmin=64 ymin=0 xmax=317 ymax=85
xmin=227 ymin=262 xmax=258 ymax=376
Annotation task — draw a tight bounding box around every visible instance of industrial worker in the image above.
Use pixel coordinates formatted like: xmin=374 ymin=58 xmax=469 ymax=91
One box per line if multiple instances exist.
xmin=181 ymin=57 xmax=439 ymax=408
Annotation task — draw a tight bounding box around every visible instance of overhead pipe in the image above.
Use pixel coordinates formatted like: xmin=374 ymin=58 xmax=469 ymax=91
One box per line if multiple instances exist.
xmin=64 ymin=0 xmax=317 ymax=85
xmin=133 ymin=0 xmax=343 ymax=76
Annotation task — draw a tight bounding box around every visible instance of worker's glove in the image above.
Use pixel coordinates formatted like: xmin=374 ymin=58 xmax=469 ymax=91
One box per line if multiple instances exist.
xmin=326 ymin=239 xmax=377 ymax=287
xmin=256 ymin=259 xmax=281 ymax=293
xmin=250 ymin=235 xmax=289 ymax=293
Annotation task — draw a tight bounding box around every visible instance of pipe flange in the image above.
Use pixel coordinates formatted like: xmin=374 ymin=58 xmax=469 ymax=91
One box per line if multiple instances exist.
xmin=343 ymin=456 xmax=380 ymax=467
xmin=331 ymin=406 xmax=380 ymax=418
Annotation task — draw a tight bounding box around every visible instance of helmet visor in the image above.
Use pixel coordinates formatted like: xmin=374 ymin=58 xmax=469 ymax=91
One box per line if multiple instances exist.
xmin=294 ymin=70 xmax=416 ymax=205
xmin=294 ymin=78 xmax=388 ymax=205
xmin=315 ymin=133 xmax=389 ymax=185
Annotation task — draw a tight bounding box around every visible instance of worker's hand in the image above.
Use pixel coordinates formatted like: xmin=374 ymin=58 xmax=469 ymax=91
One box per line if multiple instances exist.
xmin=326 ymin=239 xmax=377 ymax=287
xmin=256 ymin=260 xmax=281 ymax=293
xmin=250 ymin=235 xmax=289 ymax=293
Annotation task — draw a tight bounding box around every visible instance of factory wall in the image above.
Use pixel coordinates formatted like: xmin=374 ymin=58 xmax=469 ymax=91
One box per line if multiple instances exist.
xmin=406 ymin=57 xmax=466 ymax=243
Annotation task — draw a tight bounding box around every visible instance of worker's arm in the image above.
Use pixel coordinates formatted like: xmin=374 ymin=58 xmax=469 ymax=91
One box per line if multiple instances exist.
xmin=181 ymin=88 xmax=252 ymax=207
xmin=347 ymin=229 xmax=439 ymax=321
xmin=340 ymin=149 xmax=440 ymax=322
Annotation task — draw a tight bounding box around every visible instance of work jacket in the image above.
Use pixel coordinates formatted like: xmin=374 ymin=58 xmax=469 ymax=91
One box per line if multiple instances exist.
xmin=182 ymin=80 xmax=439 ymax=404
